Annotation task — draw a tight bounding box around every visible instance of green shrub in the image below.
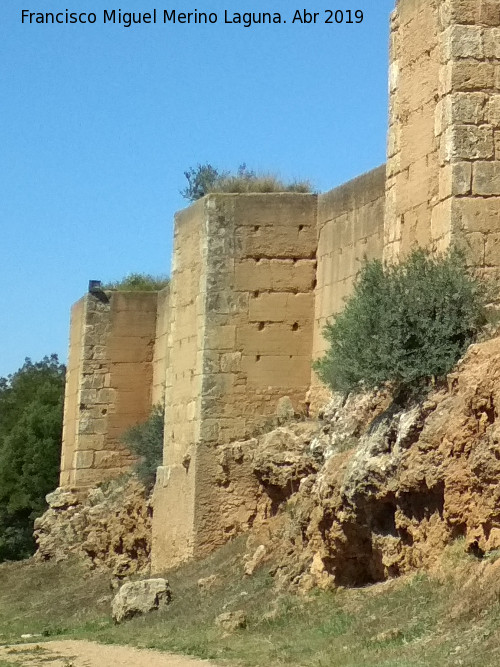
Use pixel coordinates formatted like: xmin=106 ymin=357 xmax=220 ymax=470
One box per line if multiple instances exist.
xmin=181 ymin=164 xmax=221 ymax=201
xmin=121 ymin=405 xmax=164 ymax=490
xmin=103 ymin=273 xmax=169 ymax=291
xmin=314 ymin=248 xmax=487 ymax=400
xmin=181 ymin=163 xmax=313 ymax=202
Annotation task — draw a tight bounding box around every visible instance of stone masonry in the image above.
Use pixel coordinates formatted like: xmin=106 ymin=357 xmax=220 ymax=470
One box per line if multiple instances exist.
xmin=57 ymin=0 xmax=500 ymax=570
xmin=60 ymin=291 xmax=159 ymax=488
xmin=152 ymin=193 xmax=318 ymax=568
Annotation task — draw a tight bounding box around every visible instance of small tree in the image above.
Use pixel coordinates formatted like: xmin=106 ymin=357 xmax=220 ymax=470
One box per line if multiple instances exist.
xmin=314 ymin=248 xmax=487 ymax=401
xmin=181 ymin=164 xmax=222 ymax=202
xmin=121 ymin=405 xmax=164 ymax=491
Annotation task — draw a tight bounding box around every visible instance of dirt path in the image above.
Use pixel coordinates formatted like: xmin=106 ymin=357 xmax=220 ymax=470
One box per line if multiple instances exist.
xmin=0 ymin=640 xmax=219 ymax=666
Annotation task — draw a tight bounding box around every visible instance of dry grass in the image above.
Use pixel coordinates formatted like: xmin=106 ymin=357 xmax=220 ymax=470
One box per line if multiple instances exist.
xmin=1 ymin=539 xmax=500 ymax=666
xmin=102 ymin=274 xmax=169 ymax=291
xmin=207 ymin=174 xmax=313 ymax=195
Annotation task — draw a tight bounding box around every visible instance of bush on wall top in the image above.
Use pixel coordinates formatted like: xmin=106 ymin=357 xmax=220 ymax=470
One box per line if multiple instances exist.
xmin=181 ymin=163 xmax=313 ymax=202
xmin=314 ymin=248 xmax=487 ymax=401
xmin=103 ymin=273 xmax=169 ymax=292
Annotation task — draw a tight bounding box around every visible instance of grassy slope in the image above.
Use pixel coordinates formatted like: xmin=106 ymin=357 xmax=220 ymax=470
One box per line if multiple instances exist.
xmin=1 ymin=538 xmax=500 ymax=667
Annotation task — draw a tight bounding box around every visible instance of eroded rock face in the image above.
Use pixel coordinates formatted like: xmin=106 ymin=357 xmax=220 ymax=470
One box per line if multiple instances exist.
xmin=112 ymin=578 xmax=171 ymax=623
xmin=34 ymin=477 xmax=152 ymax=582
xmin=269 ymin=336 xmax=500 ymax=590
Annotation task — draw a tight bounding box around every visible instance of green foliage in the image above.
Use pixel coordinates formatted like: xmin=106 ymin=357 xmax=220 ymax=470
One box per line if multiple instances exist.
xmin=121 ymin=405 xmax=164 ymax=490
xmin=0 ymin=355 xmax=65 ymax=561
xmin=181 ymin=163 xmax=313 ymax=202
xmin=103 ymin=273 xmax=169 ymax=291
xmin=181 ymin=163 xmax=221 ymax=201
xmin=314 ymin=248 xmax=487 ymax=399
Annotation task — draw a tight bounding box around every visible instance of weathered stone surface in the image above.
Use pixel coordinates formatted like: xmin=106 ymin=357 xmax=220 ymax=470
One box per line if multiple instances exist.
xmin=268 ymin=336 xmax=500 ymax=591
xmin=244 ymin=545 xmax=267 ymax=576
xmin=45 ymin=489 xmax=80 ymax=510
xmin=112 ymin=578 xmax=171 ymax=623
xmin=215 ymin=610 xmax=247 ymax=634
xmin=35 ymin=478 xmax=151 ymax=581
xmin=473 ymin=161 xmax=500 ymax=195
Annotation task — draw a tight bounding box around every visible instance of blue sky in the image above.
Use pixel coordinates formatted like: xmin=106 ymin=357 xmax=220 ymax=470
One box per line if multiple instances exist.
xmin=1 ymin=0 xmax=395 ymax=377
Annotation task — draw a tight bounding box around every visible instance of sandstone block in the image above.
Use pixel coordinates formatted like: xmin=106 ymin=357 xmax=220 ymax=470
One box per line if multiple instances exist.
xmin=488 ymin=94 xmax=500 ymax=127
xmin=449 ymin=62 xmax=495 ymax=91
xmin=480 ymin=0 xmax=500 ymax=26
xmin=220 ymin=352 xmax=242 ymax=373
xmin=234 ymin=258 xmax=316 ymax=293
xmin=111 ymin=578 xmax=171 ymax=623
xmin=444 ymin=0 xmax=478 ymax=25
xmin=440 ymin=162 xmax=472 ymax=198
xmin=74 ymin=450 xmax=94 ymax=469
xmin=461 ymin=232 xmax=485 ymax=266
xmin=93 ymin=450 xmax=132 ymax=469
xmin=449 ymin=92 xmax=488 ymax=124
xmin=430 ymin=199 xmax=453 ymax=242
xmin=484 ymin=27 xmax=500 ymax=58
xmin=485 ymin=233 xmax=500 ymax=266
xmin=455 ymin=197 xmax=500 ymax=234
xmin=473 ymin=161 xmax=500 ymax=194
xmin=445 ymin=125 xmax=494 ymax=160
xmin=441 ymin=25 xmax=483 ymax=61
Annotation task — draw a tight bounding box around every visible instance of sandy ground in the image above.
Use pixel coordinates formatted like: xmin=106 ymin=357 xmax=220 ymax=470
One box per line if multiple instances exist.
xmin=0 ymin=640 xmax=218 ymax=666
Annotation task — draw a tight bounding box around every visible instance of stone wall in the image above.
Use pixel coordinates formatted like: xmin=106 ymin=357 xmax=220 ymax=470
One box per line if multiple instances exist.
xmin=438 ymin=0 xmax=500 ymax=279
xmin=152 ymin=286 xmax=171 ymax=406
xmin=384 ymin=0 xmax=442 ymax=261
xmin=309 ymin=168 xmax=386 ymax=411
xmin=60 ymin=291 xmax=158 ymax=488
xmin=152 ymin=199 xmax=207 ymax=570
xmin=152 ymin=193 xmax=318 ymax=569
xmin=56 ymin=0 xmax=500 ymax=572
xmin=387 ymin=0 xmax=500 ymax=274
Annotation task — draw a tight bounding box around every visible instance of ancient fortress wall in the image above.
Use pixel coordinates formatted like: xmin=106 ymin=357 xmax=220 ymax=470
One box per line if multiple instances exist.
xmin=309 ymin=168 xmax=386 ymax=411
xmin=384 ymin=0 xmax=442 ymax=260
xmin=152 ymin=193 xmax=317 ymax=568
xmin=386 ymin=0 xmax=500 ymax=272
xmin=59 ymin=291 xmax=158 ymax=488
xmin=152 ymin=286 xmax=170 ymax=406
xmin=57 ymin=0 xmax=500 ymax=569
xmin=438 ymin=0 xmax=500 ymax=278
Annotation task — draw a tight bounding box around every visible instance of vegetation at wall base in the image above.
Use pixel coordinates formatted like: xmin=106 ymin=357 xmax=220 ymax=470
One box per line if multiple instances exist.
xmin=181 ymin=163 xmax=313 ymax=202
xmin=2 ymin=539 xmax=500 ymax=665
xmin=314 ymin=248 xmax=487 ymax=401
xmin=121 ymin=405 xmax=164 ymax=490
xmin=102 ymin=273 xmax=169 ymax=291
xmin=0 ymin=355 xmax=65 ymax=562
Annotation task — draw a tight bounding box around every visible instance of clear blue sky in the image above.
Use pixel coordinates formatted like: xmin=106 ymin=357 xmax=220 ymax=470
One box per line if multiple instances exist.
xmin=1 ymin=0 xmax=395 ymax=378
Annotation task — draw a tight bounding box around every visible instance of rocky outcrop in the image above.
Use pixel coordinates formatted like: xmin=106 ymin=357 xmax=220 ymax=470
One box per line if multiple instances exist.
xmin=262 ymin=336 xmax=500 ymax=590
xmin=112 ymin=578 xmax=171 ymax=623
xmin=36 ymin=335 xmax=500 ymax=594
xmin=34 ymin=477 xmax=152 ymax=582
